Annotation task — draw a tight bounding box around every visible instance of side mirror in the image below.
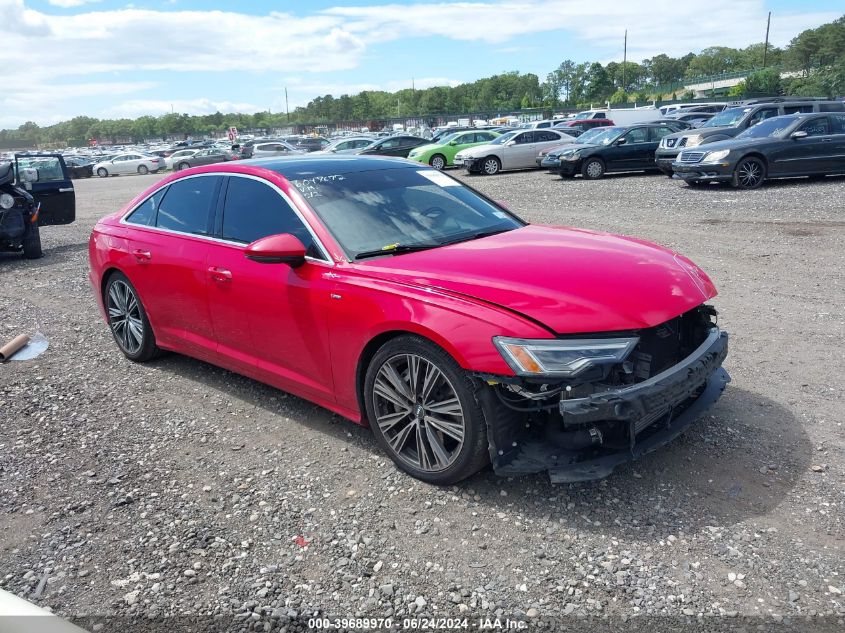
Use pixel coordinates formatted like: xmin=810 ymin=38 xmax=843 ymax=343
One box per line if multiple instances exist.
xmin=448 ymin=140 xmax=458 ymax=146
xmin=615 ymin=138 xmax=627 ymax=146
xmin=791 ymin=130 xmax=808 ymax=140
xmin=505 ymin=140 xmax=516 ymax=146
xmin=244 ymin=233 xmax=307 ymax=267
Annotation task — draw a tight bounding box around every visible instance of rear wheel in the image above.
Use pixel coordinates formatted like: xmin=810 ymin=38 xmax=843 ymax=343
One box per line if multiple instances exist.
xmin=137 ymin=165 xmax=149 ymax=175
xmin=429 ymin=154 xmax=447 ymax=170
xmin=97 ymin=168 xmax=108 ymax=177
xmin=732 ymin=157 xmax=766 ymax=190
xmin=481 ymin=156 xmax=501 ymax=175
xmin=582 ymin=158 xmax=605 ymax=180
xmin=22 ymin=223 xmax=42 ymax=259
xmin=104 ymin=272 xmax=161 ymax=362
xmin=178 ymin=162 xmax=190 ymax=171
xmin=364 ymin=335 xmax=489 ymax=485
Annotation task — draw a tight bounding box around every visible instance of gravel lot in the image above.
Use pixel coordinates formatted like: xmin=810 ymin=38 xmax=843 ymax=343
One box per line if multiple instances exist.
xmin=1 ymin=168 xmax=843 ymax=632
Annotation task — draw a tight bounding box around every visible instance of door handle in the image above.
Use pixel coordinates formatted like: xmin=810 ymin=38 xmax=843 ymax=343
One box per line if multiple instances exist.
xmin=208 ymin=266 xmax=232 ymax=282
xmin=132 ymin=249 xmax=151 ymax=262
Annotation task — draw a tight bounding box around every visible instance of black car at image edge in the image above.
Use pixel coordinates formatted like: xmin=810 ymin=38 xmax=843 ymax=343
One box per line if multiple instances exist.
xmin=672 ymin=112 xmax=845 ymax=189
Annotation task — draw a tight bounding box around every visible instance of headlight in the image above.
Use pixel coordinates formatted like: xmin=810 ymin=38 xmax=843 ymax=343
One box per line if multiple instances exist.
xmin=493 ymin=336 xmax=639 ymax=378
xmin=562 ymin=152 xmax=581 ymax=161
xmin=408 ymin=150 xmax=419 ymax=157
xmin=0 ymin=192 xmax=14 ymax=209
xmin=701 ymin=149 xmax=730 ymax=162
xmin=685 ymin=134 xmax=703 ymax=147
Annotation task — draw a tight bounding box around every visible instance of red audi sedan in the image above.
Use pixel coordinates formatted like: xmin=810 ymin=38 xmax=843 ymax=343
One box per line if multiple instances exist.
xmin=88 ymin=156 xmax=729 ymax=485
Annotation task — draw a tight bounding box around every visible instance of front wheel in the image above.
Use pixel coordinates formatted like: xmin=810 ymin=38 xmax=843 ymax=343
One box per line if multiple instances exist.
xmin=104 ymin=272 xmax=161 ymax=362
xmin=582 ymin=158 xmax=605 ymax=180
xmin=364 ymin=335 xmax=489 ymax=485
xmin=481 ymin=156 xmax=501 ymax=175
xmin=429 ymin=154 xmax=447 ymax=170
xmin=732 ymin=157 xmax=766 ymax=190
xmin=97 ymin=168 xmax=108 ymax=177
xmin=22 ymin=223 xmax=42 ymax=259
xmin=137 ymin=165 xmax=149 ymax=175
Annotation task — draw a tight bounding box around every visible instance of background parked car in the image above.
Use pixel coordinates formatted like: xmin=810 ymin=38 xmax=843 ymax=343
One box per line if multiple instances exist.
xmin=655 ymin=99 xmax=845 ymax=175
xmin=318 ymin=137 xmax=375 ymax=154
xmin=172 ymin=147 xmax=237 ymax=170
xmin=164 ymin=149 xmax=200 ymax=170
xmin=292 ymin=137 xmax=330 ymax=152
xmin=455 ymin=129 xmax=577 ymax=175
xmin=552 ymin=123 xmax=678 ymax=179
xmin=64 ymin=156 xmax=94 ymax=179
xmin=355 ymin=135 xmax=429 ymax=158
xmin=672 ymin=112 xmax=845 ymax=189
xmin=93 ymin=153 xmax=162 ymax=177
xmin=664 ymin=111 xmax=715 ymax=127
xmin=407 ymin=130 xmax=501 ymax=169
xmin=248 ymin=141 xmax=304 ymax=159
xmin=554 ymin=118 xmax=615 ymax=132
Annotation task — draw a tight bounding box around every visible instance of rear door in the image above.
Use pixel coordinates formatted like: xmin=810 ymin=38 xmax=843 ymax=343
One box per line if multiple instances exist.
xmin=502 ymin=131 xmax=536 ymax=168
xmin=121 ymin=174 xmax=223 ymax=360
xmin=604 ymin=127 xmax=651 ymax=171
xmin=14 ymin=154 xmax=75 ymax=225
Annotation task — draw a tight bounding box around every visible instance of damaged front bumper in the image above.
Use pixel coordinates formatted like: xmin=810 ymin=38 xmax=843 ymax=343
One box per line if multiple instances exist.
xmin=479 ymin=327 xmax=730 ymax=483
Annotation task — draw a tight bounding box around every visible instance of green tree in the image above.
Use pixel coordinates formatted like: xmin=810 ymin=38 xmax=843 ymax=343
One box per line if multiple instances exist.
xmin=744 ymin=68 xmax=782 ymax=95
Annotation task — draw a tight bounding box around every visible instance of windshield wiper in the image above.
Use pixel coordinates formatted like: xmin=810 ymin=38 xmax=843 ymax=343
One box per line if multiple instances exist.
xmin=355 ymin=242 xmax=441 ymax=260
xmin=439 ymin=227 xmax=515 ymax=246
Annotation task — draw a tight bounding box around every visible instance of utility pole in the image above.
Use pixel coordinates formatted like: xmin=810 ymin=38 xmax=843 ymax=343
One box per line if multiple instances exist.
xmin=763 ymin=11 xmax=771 ymax=67
xmin=622 ymin=30 xmax=627 ymax=92
xmin=285 ymin=87 xmax=290 ymax=123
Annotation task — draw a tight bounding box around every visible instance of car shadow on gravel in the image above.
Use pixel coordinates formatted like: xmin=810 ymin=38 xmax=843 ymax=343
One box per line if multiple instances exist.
xmin=0 ymin=242 xmax=87 ymax=269
xmin=465 ymin=386 xmax=813 ymax=535
xmin=147 ymin=351 xmax=812 ymax=535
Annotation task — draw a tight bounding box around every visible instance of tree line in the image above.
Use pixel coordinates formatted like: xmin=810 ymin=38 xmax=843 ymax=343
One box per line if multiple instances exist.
xmin=2 ymin=14 xmax=842 ymax=148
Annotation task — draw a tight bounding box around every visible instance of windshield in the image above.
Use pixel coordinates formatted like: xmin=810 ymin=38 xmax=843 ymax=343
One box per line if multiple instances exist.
xmin=573 ymin=112 xmax=593 ymax=120
xmin=736 ymin=116 xmax=795 ymax=139
xmin=571 ymin=128 xmax=606 ymax=144
xmin=489 ymin=131 xmax=518 ymax=145
xmin=291 ymin=168 xmax=524 ymax=260
xmin=701 ymin=107 xmax=748 ymax=128
xmin=436 ymin=132 xmax=461 ymax=145
xmin=578 ymin=127 xmax=623 ymax=146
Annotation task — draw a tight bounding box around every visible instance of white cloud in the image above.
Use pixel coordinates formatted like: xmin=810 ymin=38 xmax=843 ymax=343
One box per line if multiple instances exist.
xmin=104 ymin=98 xmax=263 ymax=118
xmin=48 ymin=0 xmax=101 ymax=8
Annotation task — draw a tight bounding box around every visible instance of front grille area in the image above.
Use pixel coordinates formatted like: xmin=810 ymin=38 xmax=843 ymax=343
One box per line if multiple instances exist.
xmin=678 ymin=137 xmax=688 ymax=148
xmin=679 ymin=151 xmax=705 ymax=163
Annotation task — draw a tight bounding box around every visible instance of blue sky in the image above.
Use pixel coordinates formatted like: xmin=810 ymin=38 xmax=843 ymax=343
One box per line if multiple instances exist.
xmin=2 ymin=0 xmax=842 ymax=128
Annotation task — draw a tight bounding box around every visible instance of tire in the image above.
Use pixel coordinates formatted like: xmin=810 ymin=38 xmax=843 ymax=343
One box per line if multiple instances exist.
xmin=582 ymin=158 xmax=605 ymax=180
xmin=178 ymin=162 xmax=190 ymax=171
xmin=732 ymin=156 xmax=766 ymax=190
xmin=97 ymin=168 xmax=108 ymax=178
xmin=103 ymin=271 xmax=161 ymax=362
xmin=364 ymin=335 xmax=489 ymax=485
xmin=137 ymin=165 xmax=149 ymax=175
xmin=22 ymin=223 xmax=42 ymax=259
xmin=481 ymin=156 xmax=501 ymax=175
xmin=429 ymin=154 xmax=447 ymax=170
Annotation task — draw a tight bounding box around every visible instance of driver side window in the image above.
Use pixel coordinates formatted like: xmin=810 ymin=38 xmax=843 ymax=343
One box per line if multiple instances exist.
xmin=221 ymin=176 xmax=322 ymax=259
xmin=623 ymin=128 xmax=650 ymax=144
xmin=798 ymin=118 xmax=830 ymax=137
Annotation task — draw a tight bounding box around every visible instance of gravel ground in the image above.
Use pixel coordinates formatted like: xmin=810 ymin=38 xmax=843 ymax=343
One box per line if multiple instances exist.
xmin=1 ymin=168 xmax=843 ymax=632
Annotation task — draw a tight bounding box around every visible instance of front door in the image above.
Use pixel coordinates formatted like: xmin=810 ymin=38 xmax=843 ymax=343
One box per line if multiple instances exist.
xmin=14 ymin=154 xmax=75 ymax=225
xmin=604 ymin=127 xmax=653 ymax=171
xmin=770 ymin=116 xmax=833 ymax=175
xmin=205 ymin=175 xmax=336 ymax=401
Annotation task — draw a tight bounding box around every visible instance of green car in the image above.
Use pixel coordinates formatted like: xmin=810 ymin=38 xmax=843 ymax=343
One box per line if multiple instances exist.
xmin=407 ymin=130 xmax=501 ymax=170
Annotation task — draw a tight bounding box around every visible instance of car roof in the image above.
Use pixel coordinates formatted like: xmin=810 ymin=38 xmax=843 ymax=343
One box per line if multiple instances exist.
xmin=249 ymin=155 xmax=421 ymax=179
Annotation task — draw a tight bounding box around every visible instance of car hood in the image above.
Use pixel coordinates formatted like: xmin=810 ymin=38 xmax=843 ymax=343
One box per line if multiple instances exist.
xmin=551 ymin=142 xmax=602 ymax=155
xmin=679 ymin=136 xmax=772 ymax=153
xmin=456 ymin=143 xmax=502 ymax=157
xmin=667 ymin=125 xmax=737 ymax=140
xmin=355 ymin=225 xmax=716 ymax=334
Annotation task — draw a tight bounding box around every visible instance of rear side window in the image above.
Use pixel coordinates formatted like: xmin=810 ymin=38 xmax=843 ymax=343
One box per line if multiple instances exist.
xmin=819 ymin=103 xmax=845 ymax=112
xmin=222 ymin=177 xmax=320 ymax=257
xmin=784 ymin=105 xmax=813 ymax=114
xmin=126 ymin=187 xmax=167 ymax=226
xmin=155 ymin=175 xmax=219 ymax=235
